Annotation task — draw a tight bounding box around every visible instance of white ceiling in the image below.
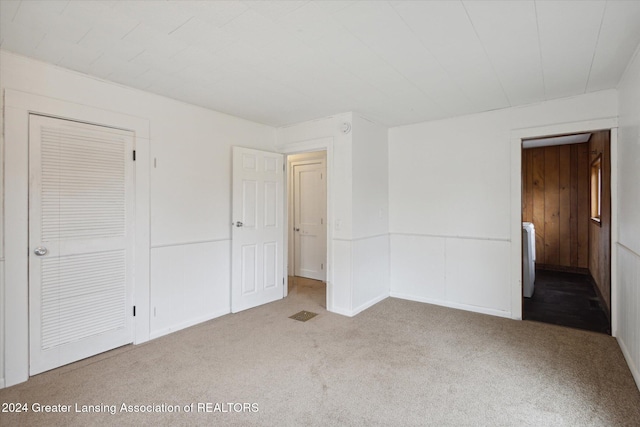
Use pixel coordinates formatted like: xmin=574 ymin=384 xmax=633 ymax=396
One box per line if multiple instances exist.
xmin=522 ymin=133 xmax=592 ymax=149
xmin=1 ymin=1 xmax=640 ymax=127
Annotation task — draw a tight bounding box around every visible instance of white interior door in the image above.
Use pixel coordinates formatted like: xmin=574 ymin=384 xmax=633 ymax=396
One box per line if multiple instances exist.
xmin=29 ymin=115 xmax=135 ymax=375
xmin=231 ymin=147 xmax=284 ymax=313
xmin=293 ymin=163 xmax=326 ymax=281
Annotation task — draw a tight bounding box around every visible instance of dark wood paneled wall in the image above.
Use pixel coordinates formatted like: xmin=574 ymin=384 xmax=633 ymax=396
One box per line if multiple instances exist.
xmin=522 ymin=143 xmax=590 ymax=269
xmin=588 ymin=130 xmax=611 ymax=311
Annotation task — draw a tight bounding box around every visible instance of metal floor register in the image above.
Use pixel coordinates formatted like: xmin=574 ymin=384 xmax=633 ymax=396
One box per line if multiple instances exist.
xmin=289 ymin=311 xmax=318 ymax=322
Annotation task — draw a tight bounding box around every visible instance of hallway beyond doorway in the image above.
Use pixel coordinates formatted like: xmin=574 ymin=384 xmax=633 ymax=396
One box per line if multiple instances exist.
xmin=288 ymin=276 xmax=326 ymax=310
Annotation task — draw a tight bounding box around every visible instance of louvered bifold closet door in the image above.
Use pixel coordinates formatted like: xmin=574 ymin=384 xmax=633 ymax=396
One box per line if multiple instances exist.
xmin=29 ymin=115 xmax=135 ymax=375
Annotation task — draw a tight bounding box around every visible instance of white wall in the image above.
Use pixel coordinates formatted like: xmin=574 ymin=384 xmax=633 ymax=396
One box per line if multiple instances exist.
xmin=351 ymin=115 xmax=389 ymax=312
xmin=0 ymin=51 xmax=275 ymax=387
xmin=616 ymin=46 xmax=640 ymax=389
xmin=150 ymin=241 xmax=231 ymax=339
xmin=147 ymin=82 xmax=274 ymax=338
xmin=389 ymin=90 xmax=618 ymax=318
xmin=277 ymin=113 xmax=390 ymax=315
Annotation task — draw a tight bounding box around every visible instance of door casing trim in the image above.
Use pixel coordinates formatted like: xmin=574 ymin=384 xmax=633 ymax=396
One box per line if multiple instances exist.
xmin=2 ymin=89 xmax=150 ymax=387
xmin=288 ymin=153 xmax=327 ymax=280
xmin=509 ymin=117 xmax=618 ymax=331
xmin=279 ymin=138 xmax=334 ymax=311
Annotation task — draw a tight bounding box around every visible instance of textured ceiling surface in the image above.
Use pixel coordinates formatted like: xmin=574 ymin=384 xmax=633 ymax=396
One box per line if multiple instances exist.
xmin=1 ymin=0 xmax=640 ymax=127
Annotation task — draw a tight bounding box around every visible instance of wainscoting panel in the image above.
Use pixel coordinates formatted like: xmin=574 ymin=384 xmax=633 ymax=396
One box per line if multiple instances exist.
xmin=390 ymin=234 xmax=446 ymax=302
xmin=150 ymin=240 xmax=231 ymax=339
xmin=390 ymin=233 xmax=511 ymax=317
xmin=617 ymin=244 xmax=640 ymax=389
xmin=445 ymin=238 xmax=511 ymax=312
xmin=352 ymin=235 xmax=389 ymax=315
xmin=330 ymin=239 xmax=352 ymax=316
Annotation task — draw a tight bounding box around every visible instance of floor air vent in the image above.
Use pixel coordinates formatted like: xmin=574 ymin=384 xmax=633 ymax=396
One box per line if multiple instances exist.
xmin=289 ymin=311 xmax=318 ymax=322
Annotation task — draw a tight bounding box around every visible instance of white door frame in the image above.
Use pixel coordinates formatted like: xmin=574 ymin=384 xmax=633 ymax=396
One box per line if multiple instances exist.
xmin=288 ymin=153 xmax=327 ymax=280
xmin=279 ymin=138 xmax=333 ymax=311
xmin=2 ymin=89 xmax=150 ymax=387
xmin=509 ymin=117 xmax=618 ymax=334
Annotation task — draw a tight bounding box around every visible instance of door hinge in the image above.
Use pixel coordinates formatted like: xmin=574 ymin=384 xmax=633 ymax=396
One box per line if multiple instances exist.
xmin=133 ymin=306 xmax=136 ymax=317
xmin=321 ymin=263 xmax=324 ymax=270
xmin=321 ymin=218 xmax=323 ymax=225
xmin=133 ymin=150 xmax=136 ymax=161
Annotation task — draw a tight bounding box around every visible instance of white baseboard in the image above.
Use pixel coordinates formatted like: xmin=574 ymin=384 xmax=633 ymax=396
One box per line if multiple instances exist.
xmin=328 ymin=306 xmax=354 ymax=317
xmin=329 ymin=293 xmax=389 ymax=317
xmin=618 ymin=336 xmax=640 ymax=392
xmin=351 ymin=293 xmax=389 ymax=317
xmin=0 ymin=378 xmax=5 ymax=389
xmin=149 ymin=309 xmax=231 ymax=340
xmin=389 ymin=292 xmax=512 ymax=319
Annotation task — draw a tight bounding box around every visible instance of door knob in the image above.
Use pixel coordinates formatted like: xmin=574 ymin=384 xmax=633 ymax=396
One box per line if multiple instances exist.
xmin=295 ymin=228 xmax=300 ymax=232
xmin=34 ymin=247 xmax=48 ymax=256
xmin=235 ymin=221 xmax=243 ymax=227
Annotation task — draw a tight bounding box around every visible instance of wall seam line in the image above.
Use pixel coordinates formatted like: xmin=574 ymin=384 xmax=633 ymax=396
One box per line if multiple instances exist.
xmin=390 ymin=232 xmax=510 ymax=242
xmin=151 ymin=238 xmax=230 ymax=249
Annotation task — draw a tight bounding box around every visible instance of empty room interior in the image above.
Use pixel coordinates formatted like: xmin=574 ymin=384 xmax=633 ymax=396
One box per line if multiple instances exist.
xmin=1 ymin=1 xmax=640 ymax=425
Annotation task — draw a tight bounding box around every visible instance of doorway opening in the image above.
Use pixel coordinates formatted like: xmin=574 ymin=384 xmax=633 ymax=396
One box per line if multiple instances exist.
xmin=521 ymin=130 xmax=611 ymax=334
xmin=286 ymin=151 xmax=327 ymax=310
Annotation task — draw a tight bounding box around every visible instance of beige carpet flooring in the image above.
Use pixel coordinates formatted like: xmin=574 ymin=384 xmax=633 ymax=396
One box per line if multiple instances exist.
xmin=1 ymin=277 xmax=639 ymax=426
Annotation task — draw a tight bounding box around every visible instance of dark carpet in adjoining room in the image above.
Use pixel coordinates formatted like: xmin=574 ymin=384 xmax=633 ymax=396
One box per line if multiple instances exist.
xmin=524 ymin=269 xmax=611 ymax=334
